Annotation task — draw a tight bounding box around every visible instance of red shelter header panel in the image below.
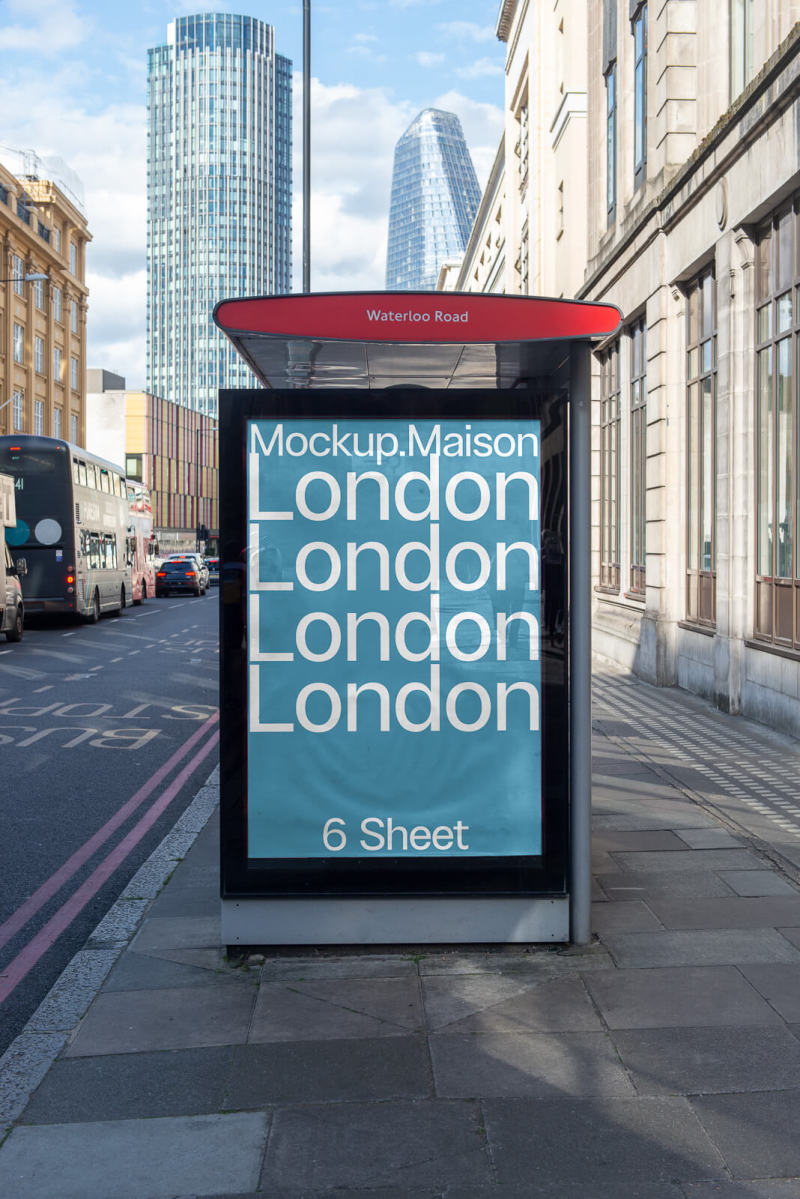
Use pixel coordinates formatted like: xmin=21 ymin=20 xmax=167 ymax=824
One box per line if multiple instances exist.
xmin=214 ymin=292 xmax=622 ymax=345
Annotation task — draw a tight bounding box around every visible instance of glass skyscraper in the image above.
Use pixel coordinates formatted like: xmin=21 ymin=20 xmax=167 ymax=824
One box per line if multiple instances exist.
xmin=147 ymin=13 xmax=291 ymax=414
xmin=386 ymin=109 xmax=481 ymax=291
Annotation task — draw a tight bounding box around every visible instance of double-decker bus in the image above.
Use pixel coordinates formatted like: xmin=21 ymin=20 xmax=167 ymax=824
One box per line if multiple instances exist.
xmin=0 ymin=435 xmax=133 ymax=622
xmin=126 ymin=480 xmax=157 ymax=603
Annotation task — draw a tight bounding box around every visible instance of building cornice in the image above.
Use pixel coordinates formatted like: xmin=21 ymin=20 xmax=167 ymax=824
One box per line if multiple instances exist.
xmin=496 ymin=0 xmax=516 ymax=42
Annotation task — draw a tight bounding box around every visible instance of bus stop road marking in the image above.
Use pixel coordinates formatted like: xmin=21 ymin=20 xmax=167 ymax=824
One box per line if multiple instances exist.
xmin=0 ymin=710 xmax=220 ymax=957
xmin=0 ymin=726 xmax=220 ymax=1007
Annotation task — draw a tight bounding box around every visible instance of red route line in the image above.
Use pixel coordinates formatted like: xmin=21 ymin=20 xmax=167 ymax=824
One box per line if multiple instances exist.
xmin=0 ymin=728 xmax=221 ymax=1005
xmin=0 ymin=710 xmax=220 ymax=953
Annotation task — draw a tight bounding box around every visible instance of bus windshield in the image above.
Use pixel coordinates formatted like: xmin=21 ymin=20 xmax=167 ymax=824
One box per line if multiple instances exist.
xmin=0 ymin=441 xmax=72 ymax=549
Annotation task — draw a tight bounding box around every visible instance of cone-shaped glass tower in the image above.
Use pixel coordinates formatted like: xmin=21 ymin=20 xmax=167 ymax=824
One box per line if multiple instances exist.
xmin=386 ymin=108 xmax=481 ymax=291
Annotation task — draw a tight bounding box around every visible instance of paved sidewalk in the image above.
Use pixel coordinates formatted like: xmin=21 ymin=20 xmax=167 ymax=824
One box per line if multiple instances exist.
xmin=2 ymin=664 xmax=800 ymax=1198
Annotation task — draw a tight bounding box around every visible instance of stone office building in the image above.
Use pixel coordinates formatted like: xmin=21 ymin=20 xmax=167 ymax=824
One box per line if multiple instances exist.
xmin=581 ymin=3 xmax=800 ymax=735
xmin=454 ymin=3 xmax=800 ymax=737
xmin=0 ymin=149 xmax=90 ymax=446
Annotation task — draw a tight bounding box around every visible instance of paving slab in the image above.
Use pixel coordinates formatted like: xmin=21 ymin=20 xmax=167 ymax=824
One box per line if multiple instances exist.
xmin=591 ymin=899 xmax=664 ymax=934
xmin=102 ymin=949 xmax=250 ymax=992
xmin=682 ymin=1183 xmax=800 ymax=1199
xmin=593 ymin=829 xmax=695 ymax=853
xmin=718 ymin=870 xmax=799 ymax=896
xmin=583 ymin=966 xmax=782 ymax=1029
xmin=430 ymin=1030 xmax=635 ymax=1098
xmin=64 ymin=982 xmax=257 ymax=1057
xmin=675 ymin=828 xmax=745 ymax=849
xmin=644 ymin=896 xmax=800 ymax=930
xmin=223 ymin=1036 xmax=431 ymax=1106
xmin=779 ymin=926 xmax=800 ymax=949
xmin=601 ymin=929 xmax=800 ymax=969
xmin=590 ymin=803 xmax=718 ymax=830
xmin=145 ymin=880 xmax=220 ymax=918
xmin=447 ymin=1184 xmax=686 ymax=1199
xmin=0 ymin=1112 xmax=269 ymax=1199
xmin=483 ymin=1095 xmax=724 ymax=1186
xmin=596 ymin=870 xmax=737 ymax=900
xmin=260 ymin=1100 xmax=492 ymax=1191
xmin=691 ymin=1091 xmax=800 ymax=1177
xmin=248 ymin=977 xmax=422 ymax=1042
xmin=422 ymin=974 xmax=602 ymax=1033
xmin=611 ymin=1025 xmax=800 ymax=1095
xmin=738 ymin=963 xmax=800 ymax=1022
xmin=611 ymin=849 xmax=764 ymax=873
xmin=258 ymin=953 xmax=419 ymax=981
xmin=21 ymin=1046 xmax=234 ymax=1124
xmin=131 ymin=914 xmax=222 ymax=952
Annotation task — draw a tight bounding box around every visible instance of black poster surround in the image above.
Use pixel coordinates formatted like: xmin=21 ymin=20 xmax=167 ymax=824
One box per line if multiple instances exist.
xmin=219 ymin=386 xmax=569 ymax=899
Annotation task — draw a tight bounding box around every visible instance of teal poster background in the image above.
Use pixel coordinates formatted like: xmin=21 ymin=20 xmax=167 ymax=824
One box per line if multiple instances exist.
xmin=246 ymin=418 xmax=542 ymax=859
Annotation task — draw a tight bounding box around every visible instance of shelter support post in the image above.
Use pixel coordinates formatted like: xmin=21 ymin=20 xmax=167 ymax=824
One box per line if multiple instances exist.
xmin=569 ymin=344 xmax=592 ymax=945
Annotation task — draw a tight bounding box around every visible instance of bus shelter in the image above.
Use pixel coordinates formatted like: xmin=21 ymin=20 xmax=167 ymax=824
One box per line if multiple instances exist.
xmin=213 ymin=292 xmax=622 ymax=946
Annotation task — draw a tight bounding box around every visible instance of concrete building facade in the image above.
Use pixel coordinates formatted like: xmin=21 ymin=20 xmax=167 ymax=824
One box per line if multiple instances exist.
xmin=450 ymin=2 xmax=800 ymax=738
xmin=581 ymin=3 xmax=800 ymax=736
xmin=0 ymin=151 xmax=91 ymax=446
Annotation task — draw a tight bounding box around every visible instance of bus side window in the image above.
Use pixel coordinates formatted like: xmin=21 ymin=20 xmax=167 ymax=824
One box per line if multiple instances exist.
xmin=88 ymin=534 xmax=100 ymax=570
xmin=107 ymin=536 xmax=117 ymax=569
xmin=79 ymin=462 xmax=88 ymax=487
xmin=87 ymin=464 xmax=96 ymax=489
xmin=73 ymin=459 xmax=80 ymax=485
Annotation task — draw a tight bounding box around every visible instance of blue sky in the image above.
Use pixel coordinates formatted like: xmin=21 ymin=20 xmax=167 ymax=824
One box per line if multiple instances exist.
xmin=0 ymin=0 xmax=506 ymax=386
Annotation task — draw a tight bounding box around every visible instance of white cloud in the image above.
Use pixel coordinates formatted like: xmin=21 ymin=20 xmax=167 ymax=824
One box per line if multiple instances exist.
xmin=86 ymin=271 xmax=147 ymax=386
xmin=416 ymin=51 xmax=445 ymax=68
xmin=433 ymin=90 xmax=504 ymax=189
xmin=0 ymin=0 xmax=92 ymax=54
xmin=455 ymin=57 xmax=505 ymax=80
xmin=437 ymin=21 xmax=495 ymax=43
xmin=293 ymin=76 xmax=416 ymax=291
xmin=0 ymin=53 xmax=148 ymax=379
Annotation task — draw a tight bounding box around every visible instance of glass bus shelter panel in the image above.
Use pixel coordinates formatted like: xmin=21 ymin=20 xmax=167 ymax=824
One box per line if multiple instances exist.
xmin=219 ymin=386 xmax=569 ymax=905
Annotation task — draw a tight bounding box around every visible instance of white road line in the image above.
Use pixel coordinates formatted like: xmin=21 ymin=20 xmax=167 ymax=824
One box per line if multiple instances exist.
xmin=62 ymin=631 xmax=78 ymax=637
xmin=90 ymin=665 xmax=104 ymax=672
xmin=111 ymin=657 xmax=124 ymax=663
xmin=33 ymin=685 xmax=54 ymax=693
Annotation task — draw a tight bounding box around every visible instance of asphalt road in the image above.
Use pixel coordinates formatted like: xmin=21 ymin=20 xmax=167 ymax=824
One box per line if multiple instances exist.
xmin=0 ymin=589 xmax=220 ymax=1057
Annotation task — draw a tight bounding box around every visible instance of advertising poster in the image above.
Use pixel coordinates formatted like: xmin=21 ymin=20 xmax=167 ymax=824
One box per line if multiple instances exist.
xmin=246 ymin=417 xmax=542 ymax=861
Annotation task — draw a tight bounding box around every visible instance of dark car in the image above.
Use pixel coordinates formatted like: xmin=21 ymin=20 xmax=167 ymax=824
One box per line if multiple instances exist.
xmin=155 ymin=559 xmax=204 ymax=597
xmin=204 ymin=556 xmax=219 ymax=585
xmin=165 ymin=553 xmax=209 ymax=592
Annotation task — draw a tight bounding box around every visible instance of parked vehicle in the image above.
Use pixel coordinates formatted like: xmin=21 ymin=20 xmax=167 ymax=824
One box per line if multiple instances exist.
xmin=204 ymin=556 xmax=219 ymax=585
xmin=165 ymin=553 xmax=209 ymax=592
xmin=155 ymin=559 xmax=205 ymax=597
xmin=0 ymin=473 xmax=25 ymax=642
